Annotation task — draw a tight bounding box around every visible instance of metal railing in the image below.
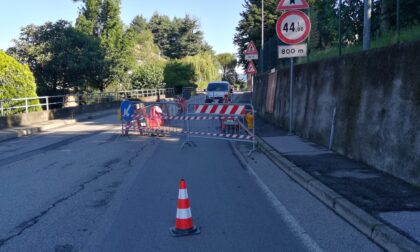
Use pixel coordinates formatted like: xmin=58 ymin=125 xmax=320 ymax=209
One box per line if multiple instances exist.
xmin=0 ymin=88 xmax=175 ymax=116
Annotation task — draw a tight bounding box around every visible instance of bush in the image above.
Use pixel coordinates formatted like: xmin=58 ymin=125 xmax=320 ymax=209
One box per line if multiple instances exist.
xmin=131 ymin=63 xmax=165 ymax=89
xmin=164 ymin=60 xmax=195 ymax=88
xmin=0 ymin=51 xmax=41 ymax=114
xmin=164 ymin=52 xmax=220 ymax=90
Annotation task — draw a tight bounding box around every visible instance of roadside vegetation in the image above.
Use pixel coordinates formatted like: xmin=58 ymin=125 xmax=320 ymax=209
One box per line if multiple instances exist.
xmin=0 ymin=51 xmax=41 ymax=113
xmin=234 ymin=0 xmax=420 ymax=71
xmin=1 ymin=0 xmax=242 ymax=103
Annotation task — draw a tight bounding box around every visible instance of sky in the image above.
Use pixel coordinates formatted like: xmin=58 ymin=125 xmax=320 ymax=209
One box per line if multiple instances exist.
xmin=0 ymin=0 xmax=245 ymax=55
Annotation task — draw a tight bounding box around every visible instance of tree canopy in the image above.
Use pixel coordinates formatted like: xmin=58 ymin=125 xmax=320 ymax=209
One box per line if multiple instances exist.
xmin=7 ymin=20 xmax=105 ymax=95
xmin=217 ymin=53 xmax=238 ymax=85
xmin=234 ymin=0 xmax=420 ymax=70
xmin=148 ymin=13 xmax=212 ymax=59
xmin=5 ymin=0 xmax=224 ymax=96
xmin=75 ymin=0 xmax=135 ymax=91
xmin=0 ymin=50 xmax=40 ymax=112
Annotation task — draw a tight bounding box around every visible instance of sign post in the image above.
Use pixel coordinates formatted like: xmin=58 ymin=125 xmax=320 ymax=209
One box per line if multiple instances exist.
xmin=245 ymin=60 xmax=257 ymax=104
xmin=244 ymin=41 xmax=259 ymax=104
xmin=276 ymin=5 xmax=311 ymax=135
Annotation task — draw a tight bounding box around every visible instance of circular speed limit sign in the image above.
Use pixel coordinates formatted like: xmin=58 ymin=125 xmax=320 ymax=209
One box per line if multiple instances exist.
xmin=276 ymin=10 xmax=311 ymax=45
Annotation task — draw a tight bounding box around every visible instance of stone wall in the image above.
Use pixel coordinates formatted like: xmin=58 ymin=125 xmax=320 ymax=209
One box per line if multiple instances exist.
xmin=255 ymin=41 xmax=420 ymax=184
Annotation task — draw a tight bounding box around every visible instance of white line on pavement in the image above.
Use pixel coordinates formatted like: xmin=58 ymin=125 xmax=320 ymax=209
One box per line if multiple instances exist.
xmin=232 ymin=144 xmax=323 ymax=252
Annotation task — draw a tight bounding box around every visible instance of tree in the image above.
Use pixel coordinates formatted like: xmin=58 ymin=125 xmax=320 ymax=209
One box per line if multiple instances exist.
xmin=149 ymin=13 xmax=211 ymax=59
xmin=164 ymin=52 xmax=220 ymax=90
xmin=148 ymin=13 xmax=172 ymax=57
xmin=7 ymin=20 xmax=105 ymax=95
xmin=164 ymin=60 xmax=195 ymax=88
xmin=341 ymin=0 xmax=364 ymax=45
xmin=0 ymin=51 xmax=41 ymax=113
xmin=234 ymin=0 xmax=278 ymax=68
xmin=167 ymin=15 xmax=206 ymax=58
xmin=309 ymin=0 xmax=338 ymax=49
xmin=131 ymin=63 xmax=165 ymax=89
xmin=75 ymin=0 xmax=135 ymax=91
xmin=131 ymin=30 xmax=163 ymax=65
xmin=379 ymin=0 xmax=419 ymax=33
xmin=130 ymin=15 xmax=148 ymax=34
xmin=217 ymin=53 xmax=237 ymax=84
xmin=184 ymin=52 xmax=220 ymax=89
xmin=74 ymin=0 xmax=102 ymax=36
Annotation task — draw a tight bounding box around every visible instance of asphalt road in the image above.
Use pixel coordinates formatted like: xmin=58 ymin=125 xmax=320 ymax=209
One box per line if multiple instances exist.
xmin=0 ymin=95 xmax=379 ymax=251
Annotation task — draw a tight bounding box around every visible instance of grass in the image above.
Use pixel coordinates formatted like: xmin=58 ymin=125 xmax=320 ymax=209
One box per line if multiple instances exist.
xmin=295 ymin=25 xmax=420 ymax=65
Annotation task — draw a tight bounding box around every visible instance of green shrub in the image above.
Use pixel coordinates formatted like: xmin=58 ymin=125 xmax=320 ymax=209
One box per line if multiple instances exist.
xmin=0 ymin=50 xmax=41 ymax=114
xmin=131 ymin=63 xmax=165 ymax=89
xmin=164 ymin=52 xmax=220 ymax=90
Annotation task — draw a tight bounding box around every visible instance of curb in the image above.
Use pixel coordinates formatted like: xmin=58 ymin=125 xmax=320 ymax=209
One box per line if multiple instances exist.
xmin=0 ymin=109 xmax=115 ymax=143
xmin=236 ymin=136 xmax=420 ymax=252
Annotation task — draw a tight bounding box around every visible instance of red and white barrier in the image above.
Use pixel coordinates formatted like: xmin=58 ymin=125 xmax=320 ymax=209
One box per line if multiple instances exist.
xmin=194 ymin=104 xmax=245 ymax=115
xmin=183 ymin=131 xmax=254 ymax=141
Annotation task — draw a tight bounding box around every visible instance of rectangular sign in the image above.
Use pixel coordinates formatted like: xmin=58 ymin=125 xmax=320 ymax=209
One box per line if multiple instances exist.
xmin=245 ymin=54 xmax=258 ymax=60
xmin=278 ymin=44 xmax=307 ymax=58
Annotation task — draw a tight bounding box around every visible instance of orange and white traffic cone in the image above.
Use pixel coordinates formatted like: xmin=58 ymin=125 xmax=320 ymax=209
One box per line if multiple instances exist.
xmin=170 ymin=179 xmax=200 ymax=236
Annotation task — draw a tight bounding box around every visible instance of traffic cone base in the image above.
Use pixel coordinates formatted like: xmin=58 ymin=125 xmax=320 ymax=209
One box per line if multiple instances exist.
xmin=170 ymin=225 xmax=200 ymax=237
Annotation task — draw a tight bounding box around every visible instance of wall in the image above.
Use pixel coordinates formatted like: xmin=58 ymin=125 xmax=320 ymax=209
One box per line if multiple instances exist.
xmin=255 ymin=41 xmax=420 ymax=184
xmin=0 ymin=95 xmax=163 ymax=129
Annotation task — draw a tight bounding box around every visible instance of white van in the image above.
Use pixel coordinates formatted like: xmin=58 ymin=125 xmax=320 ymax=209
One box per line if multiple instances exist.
xmin=205 ymin=81 xmax=232 ymax=103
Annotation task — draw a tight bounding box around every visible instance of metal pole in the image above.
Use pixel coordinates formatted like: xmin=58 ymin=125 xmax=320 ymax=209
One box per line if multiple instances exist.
xmin=307 ymin=6 xmax=311 ymax=63
xmin=0 ymin=100 xmax=3 ymax=116
xmin=363 ymin=0 xmax=372 ymax=50
xmin=251 ymin=75 xmax=254 ymax=105
xmin=260 ymin=0 xmax=264 ymax=72
xmin=329 ymin=107 xmax=337 ymax=150
xmin=338 ymin=0 xmax=342 ymax=56
xmin=25 ymin=98 xmax=28 ymax=113
xmin=396 ymin=0 xmax=400 ymax=43
xmin=46 ymin=97 xmax=49 ymax=110
xmin=289 ymin=58 xmax=294 ymax=135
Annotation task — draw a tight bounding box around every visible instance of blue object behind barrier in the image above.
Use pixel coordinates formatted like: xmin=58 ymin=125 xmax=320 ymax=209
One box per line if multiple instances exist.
xmin=120 ymin=99 xmax=134 ymax=122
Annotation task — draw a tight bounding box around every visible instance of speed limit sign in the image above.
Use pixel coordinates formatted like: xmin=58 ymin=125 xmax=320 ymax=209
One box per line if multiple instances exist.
xmin=276 ymin=10 xmax=311 ymax=45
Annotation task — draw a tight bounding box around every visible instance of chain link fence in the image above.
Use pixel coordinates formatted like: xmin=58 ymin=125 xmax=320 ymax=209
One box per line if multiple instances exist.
xmin=260 ymin=0 xmax=420 ymax=72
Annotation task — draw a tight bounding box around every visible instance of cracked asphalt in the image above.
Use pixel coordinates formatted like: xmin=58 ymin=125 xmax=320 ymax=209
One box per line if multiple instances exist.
xmin=0 ymin=115 xmax=159 ymax=251
xmin=0 ymin=97 xmax=381 ymax=251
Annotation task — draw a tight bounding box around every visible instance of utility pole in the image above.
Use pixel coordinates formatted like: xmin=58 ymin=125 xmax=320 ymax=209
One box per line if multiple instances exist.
xmin=338 ymin=0 xmax=342 ymax=56
xmin=260 ymin=0 xmax=264 ymax=72
xmin=363 ymin=0 xmax=372 ymax=50
xmin=396 ymin=0 xmax=400 ymax=42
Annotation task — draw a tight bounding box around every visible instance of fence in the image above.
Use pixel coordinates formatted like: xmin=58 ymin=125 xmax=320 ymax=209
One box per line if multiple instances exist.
xmin=0 ymin=88 xmax=175 ymax=116
xmin=121 ymin=100 xmax=255 ymax=151
xmin=260 ymin=1 xmax=420 ymax=72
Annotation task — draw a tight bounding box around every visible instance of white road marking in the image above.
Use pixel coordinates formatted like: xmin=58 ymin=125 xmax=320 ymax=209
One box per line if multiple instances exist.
xmin=233 ymin=145 xmax=323 ymax=252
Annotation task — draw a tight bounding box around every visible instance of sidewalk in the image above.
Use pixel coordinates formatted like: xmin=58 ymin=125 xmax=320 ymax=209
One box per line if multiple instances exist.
xmin=0 ymin=109 xmax=115 ymax=143
xmin=254 ymin=116 xmax=420 ymax=251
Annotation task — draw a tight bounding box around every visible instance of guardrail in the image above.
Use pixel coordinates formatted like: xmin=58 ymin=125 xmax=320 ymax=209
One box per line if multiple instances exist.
xmin=0 ymin=88 xmax=175 ymax=116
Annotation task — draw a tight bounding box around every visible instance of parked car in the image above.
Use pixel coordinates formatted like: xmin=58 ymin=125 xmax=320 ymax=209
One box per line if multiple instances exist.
xmin=205 ymin=81 xmax=231 ymax=103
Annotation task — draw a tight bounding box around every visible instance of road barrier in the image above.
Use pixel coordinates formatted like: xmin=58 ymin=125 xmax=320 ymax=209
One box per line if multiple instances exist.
xmin=185 ymin=103 xmax=255 ymax=149
xmin=122 ymin=101 xmax=185 ymax=137
xmin=120 ymin=100 xmax=256 ymax=151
